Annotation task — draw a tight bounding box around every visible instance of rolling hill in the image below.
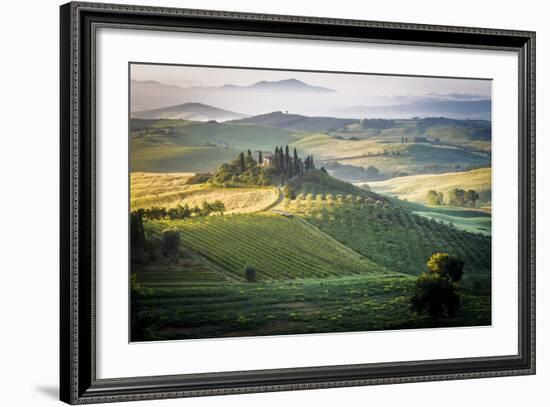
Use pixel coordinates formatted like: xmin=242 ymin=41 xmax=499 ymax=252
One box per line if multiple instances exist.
xmin=131 ymin=169 xmax=491 ymax=341
xmin=130 ymin=119 xmax=308 ymax=173
xmin=132 ymin=102 xmax=246 ymax=121
xmin=145 ymin=213 xmax=389 ymax=281
xmin=229 ymin=111 xmax=356 ymax=133
xmin=130 ymin=116 xmax=491 ymax=183
xmin=286 ymin=169 xmax=385 ymax=201
xmin=365 ymin=167 xmax=491 ymax=205
xmin=131 ymin=172 xmax=280 ymax=213
xmin=278 ymin=187 xmax=491 ymax=284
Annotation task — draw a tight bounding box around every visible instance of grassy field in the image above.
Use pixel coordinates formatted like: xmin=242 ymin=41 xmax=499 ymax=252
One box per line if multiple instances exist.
xmin=144 ymin=213 xmax=389 ymax=281
xmin=394 ymin=198 xmax=492 ymax=235
xmin=366 ymin=167 xmax=491 ymax=205
xmin=132 ymin=274 xmax=490 ymax=341
xmin=131 ymin=172 xmax=280 ymax=213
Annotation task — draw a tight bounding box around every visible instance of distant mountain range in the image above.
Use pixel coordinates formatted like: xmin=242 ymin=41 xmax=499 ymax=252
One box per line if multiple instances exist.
xmin=131 ymin=79 xmax=335 ymax=112
xmin=337 ymin=100 xmax=491 ymax=121
xmin=131 ymin=78 xmax=490 ymax=120
xmin=217 ymin=78 xmax=335 ymax=93
xmin=132 ymin=102 xmax=246 ymax=121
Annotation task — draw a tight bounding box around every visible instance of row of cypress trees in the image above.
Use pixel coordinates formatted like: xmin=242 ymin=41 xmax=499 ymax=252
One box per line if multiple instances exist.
xmin=272 ymin=145 xmax=314 ymax=178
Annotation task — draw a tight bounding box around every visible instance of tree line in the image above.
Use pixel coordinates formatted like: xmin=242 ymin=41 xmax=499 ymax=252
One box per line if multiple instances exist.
xmin=210 ymin=146 xmax=315 ymax=187
xmin=271 ymin=145 xmax=315 ymax=179
xmin=426 ymin=188 xmax=480 ymax=207
xmin=132 ymin=200 xmax=226 ymax=223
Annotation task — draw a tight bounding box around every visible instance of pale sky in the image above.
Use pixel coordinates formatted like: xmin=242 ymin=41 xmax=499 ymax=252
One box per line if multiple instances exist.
xmin=131 ymin=63 xmax=491 ymax=103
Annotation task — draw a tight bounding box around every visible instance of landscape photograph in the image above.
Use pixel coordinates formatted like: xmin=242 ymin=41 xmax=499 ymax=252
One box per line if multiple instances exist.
xmin=129 ymin=63 xmax=492 ymax=342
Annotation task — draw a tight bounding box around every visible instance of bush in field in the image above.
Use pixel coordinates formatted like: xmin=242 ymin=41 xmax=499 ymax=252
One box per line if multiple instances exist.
xmin=283 ymin=185 xmax=296 ymax=200
xmin=426 ymin=190 xmax=444 ymax=206
xmin=160 ymin=229 xmax=180 ymax=258
xmin=411 ymin=253 xmax=464 ymax=323
xmin=427 ymin=253 xmax=465 ymax=282
xmin=244 ymin=264 xmax=257 ymax=282
xmin=466 ymin=189 xmax=479 ymax=207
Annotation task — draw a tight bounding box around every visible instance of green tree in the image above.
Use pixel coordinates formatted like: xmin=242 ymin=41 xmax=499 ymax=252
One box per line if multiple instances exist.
xmin=426 ymin=190 xmax=444 ymax=206
xmin=466 ymin=189 xmax=479 ymax=207
xmin=239 ymin=152 xmax=246 ymax=173
xmin=411 ymin=253 xmax=464 ymax=323
xmin=258 ymin=151 xmax=263 ymax=165
xmin=285 ymin=145 xmax=290 ymax=168
xmin=448 ymin=188 xmax=467 ymax=206
xmin=130 ymin=210 xmax=145 ymax=247
xmin=293 ymin=148 xmax=300 ymax=175
xmin=365 ymin=166 xmax=380 ymax=179
xmin=427 ymin=252 xmax=464 ymax=282
xmin=160 ymin=229 xmax=180 ymax=258
xmin=244 ymin=264 xmax=257 ymax=282
xmin=283 ymin=185 xmax=295 ymax=200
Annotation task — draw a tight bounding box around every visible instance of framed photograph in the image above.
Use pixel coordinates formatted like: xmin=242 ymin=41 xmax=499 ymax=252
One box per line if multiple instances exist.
xmin=60 ymin=1 xmax=536 ymax=404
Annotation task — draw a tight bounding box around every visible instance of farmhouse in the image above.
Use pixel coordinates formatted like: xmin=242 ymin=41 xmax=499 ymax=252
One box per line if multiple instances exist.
xmin=262 ymin=153 xmax=274 ymax=168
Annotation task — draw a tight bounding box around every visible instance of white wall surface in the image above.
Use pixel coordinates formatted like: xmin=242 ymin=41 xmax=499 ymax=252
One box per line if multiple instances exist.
xmin=0 ymin=0 xmax=546 ymax=406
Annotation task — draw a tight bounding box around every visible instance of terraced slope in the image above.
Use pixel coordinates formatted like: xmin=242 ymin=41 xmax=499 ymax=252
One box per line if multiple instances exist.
xmin=280 ymin=192 xmax=491 ymax=289
xmin=145 ymin=213 xmax=390 ymax=281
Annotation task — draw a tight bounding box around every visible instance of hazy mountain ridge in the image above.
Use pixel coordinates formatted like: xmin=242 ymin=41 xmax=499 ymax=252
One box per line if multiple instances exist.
xmin=337 ymin=99 xmax=491 ymax=120
xmin=229 ymin=111 xmax=356 ymax=132
xmin=131 ymin=78 xmax=336 ymax=112
xmin=132 ymin=102 xmax=246 ymax=121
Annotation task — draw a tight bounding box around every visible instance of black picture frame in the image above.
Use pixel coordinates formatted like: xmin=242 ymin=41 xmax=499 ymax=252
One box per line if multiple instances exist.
xmin=60 ymin=2 xmax=536 ymax=404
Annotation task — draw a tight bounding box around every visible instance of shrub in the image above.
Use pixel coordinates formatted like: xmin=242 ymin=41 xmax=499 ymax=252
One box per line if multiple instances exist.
xmin=244 ymin=264 xmax=257 ymax=282
xmin=160 ymin=229 xmax=180 ymax=258
xmin=411 ymin=253 xmax=464 ymax=323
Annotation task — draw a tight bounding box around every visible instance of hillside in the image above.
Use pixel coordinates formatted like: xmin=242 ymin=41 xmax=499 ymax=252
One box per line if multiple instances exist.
xmin=287 ymin=169 xmax=384 ymax=201
xmin=131 ymin=172 xmax=280 ymax=213
xmin=292 ymin=133 xmax=489 ymax=178
xmin=278 ymin=190 xmax=491 ymax=288
xmin=130 ymin=119 xmax=308 ymax=173
xmin=130 ymin=117 xmax=491 ymax=182
xmin=366 ymin=167 xmax=491 ymax=205
xmin=229 ymin=111 xmax=356 ymax=133
xmin=132 ymin=102 xmax=246 ymax=121
xmin=145 ymin=213 xmax=390 ymax=281
xmin=132 ymin=170 xmax=491 ymax=341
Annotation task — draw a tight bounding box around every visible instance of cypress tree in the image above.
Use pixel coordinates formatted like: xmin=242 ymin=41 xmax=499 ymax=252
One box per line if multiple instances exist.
xmin=293 ymin=148 xmax=300 ymax=175
xmin=258 ymin=151 xmax=263 ymax=165
xmin=247 ymin=149 xmax=252 ymax=157
xmin=285 ymin=145 xmax=290 ymax=168
xmin=288 ymin=159 xmax=294 ymax=178
xmin=239 ymin=152 xmax=245 ymax=173
xmin=274 ymin=147 xmax=279 ymax=171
